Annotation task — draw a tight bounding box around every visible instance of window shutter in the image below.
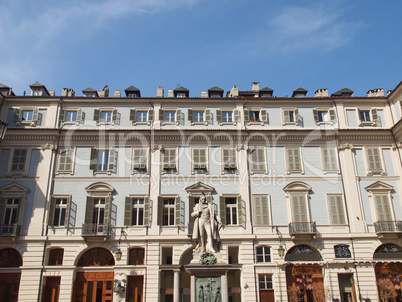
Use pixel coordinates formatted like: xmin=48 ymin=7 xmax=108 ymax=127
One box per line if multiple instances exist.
xmin=64 ymin=196 xmax=71 ymax=227
xmin=253 ymin=196 xmax=262 ymax=225
xmin=159 ymin=109 xmax=164 ymax=121
xmin=49 ymin=197 xmax=56 ymax=227
xmin=199 ymin=149 xmax=206 ymax=167
xmin=157 ymin=197 xmax=163 ymax=226
xmin=367 ymin=148 xmax=382 ymax=171
xmin=77 ymin=109 xmax=83 ymax=122
xmin=328 ymin=195 xmax=338 ymax=224
xmin=64 ymin=149 xmax=72 ymax=172
xmin=58 ymin=149 xmax=67 ymax=171
xmin=371 ymin=109 xmax=378 ymax=121
xmin=16 ymin=198 xmax=22 ymax=224
xmin=148 ymin=109 xmax=154 ymax=121
xmin=244 ymin=109 xmax=250 ymax=122
xmin=292 ymin=195 xmax=307 ymax=222
xmin=0 ymin=198 xmax=5 ymax=225
xmin=329 ymin=109 xmax=336 ymax=122
xmin=59 ymin=109 xmax=66 ymax=122
xmin=94 ymin=109 xmax=100 ymax=122
xmin=205 ymin=109 xmax=211 ymax=122
xmin=104 ymin=196 xmax=111 ymax=225
xmin=295 ymin=109 xmax=299 ymax=123
xmin=287 ymin=149 xmax=295 ymax=171
xmin=313 ymin=109 xmax=319 ymax=122
xmin=234 ymin=110 xmax=240 ymax=122
xmin=124 ymin=197 xmax=132 ymax=226
xmin=32 ymin=108 xmax=39 ymax=122
xmin=14 ymin=108 xmax=21 ymax=123
xmin=90 ymin=148 xmax=97 ymax=171
xmin=108 ymin=149 xmax=116 ymax=172
xmin=176 ymin=109 xmax=182 ymax=121
xmin=261 ymin=195 xmax=269 ymax=225
xmin=216 ymin=110 xmax=222 ymax=122
xmin=130 ymin=109 xmax=137 ymax=122
xmin=85 ymin=197 xmax=94 ymax=224
xmin=283 ymin=110 xmax=290 ymax=123
xmin=188 ymin=109 xmax=193 ymax=122
xmin=143 ymin=196 xmax=150 ymax=226
xmin=112 ymin=109 xmax=118 ymax=122
xmin=219 ymin=196 xmax=226 ymax=225
xmin=376 ymin=195 xmax=392 ymax=221
xmin=335 ymin=195 xmax=346 ymax=224
xmin=237 ymin=195 xmax=243 ymax=226
xmin=260 ymin=110 xmax=267 ymax=122
xmin=189 ymin=196 xmax=195 ymax=223
xmin=175 ymin=196 xmax=181 ymax=226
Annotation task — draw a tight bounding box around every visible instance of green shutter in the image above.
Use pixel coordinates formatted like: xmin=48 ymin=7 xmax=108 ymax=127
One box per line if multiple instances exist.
xmin=77 ymin=109 xmax=83 ymax=122
xmin=261 ymin=195 xmax=269 ymax=225
xmin=130 ymin=109 xmax=137 ymax=122
xmin=313 ymin=109 xmax=319 ymax=122
xmin=260 ymin=110 xmax=267 ymax=122
xmin=65 ymin=196 xmax=71 ymax=227
xmin=371 ymin=109 xmax=378 ymax=121
xmin=159 ymin=109 xmax=164 ymax=121
xmin=237 ymin=196 xmax=243 ymax=226
xmin=216 ymin=110 xmax=222 ymax=122
xmin=90 ymin=148 xmax=97 ymax=171
xmin=157 ymin=197 xmax=163 ymax=226
xmin=219 ymin=196 xmax=226 ymax=226
xmin=85 ymin=197 xmax=94 ymax=224
xmin=188 ymin=109 xmax=193 ymax=122
xmin=104 ymin=196 xmax=111 ymax=225
xmin=143 ymin=196 xmax=150 ymax=226
xmin=94 ymin=109 xmax=100 ymax=122
xmin=252 ymin=196 xmax=261 ymax=225
xmin=244 ymin=109 xmax=249 ymax=122
xmin=13 ymin=108 xmax=21 ymax=123
xmin=176 ymin=109 xmax=182 ymax=121
xmin=329 ymin=109 xmax=336 ymax=122
xmin=59 ymin=109 xmax=66 ymax=122
xmin=294 ymin=109 xmax=299 ymax=123
xmin=108 ymin=149 xmax=116 ymax=172
xmin=32 ymin=108 xmax=39 ymax=122
xmin=234 ymin=110 xmax=240 ymax=122
xmin=205 ymin=109 xmax=211 ymax=122
xmin=283 ymin=110 xmax=290 ymax=123
xmin=175 ymin=196 xmax=181 ymax=226
xmin=49 ymin=197 xmax=56 ymax=227
xmin=112 ymin=109 xmax=118 ymax=122
xmin=124 ymin=197 xmax=132 ymax=226
xmin=376 ymin=195 xmax=392 ymax=221
xmin=148 ymin=109 xmax=154 ymax=121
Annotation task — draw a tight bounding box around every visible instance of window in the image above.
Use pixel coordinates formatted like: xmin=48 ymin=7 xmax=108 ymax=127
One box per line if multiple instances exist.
xmin=162 ymin=148 xmax=177 ymax=173
xmin=48 ymin=249 xmax=64 ymax=266
xmin=192 ymin=148 xmax=208 ymax=174
xmin=130 ymin=109 xmax=154 ymax=124
xmin=220 ymin=196 xmax=242 ymax=226
xmin=256 ymin=246 xmax=271 ymax=263
xmin=216 ymin=109 xmax=239 ymax=124
xmin=177 ymin=92 xmax=186 ymax=98
xmin=129 ymin=248 xmax=145 ymax=265
xmin=13 ymin=108 xmax=39 ymax=126
xmin=2 ymin=198 xmax=19 ymax=226
xmin=282 ymin=108 xmax=299 ymax=125
xmin=313 ymin=109 xmax=336 ymax=124
xmin=49 ymin=197 xmax=71 ymax=227
xmin=374 ymin=194 xmax=393 ymax=221
xmin=59 ymin=109 xmax=82 ymax=124
xmin=188 ymin=109 xmax=211 ymax=125
xmin=57 ymin=148 xmax=75 ymax=173
xmin=365 ymin=147 xmax=385 ymax=174
xmin=358 ymin=109 xmax=378 ymax=125
xmin=94 ymin=109 xmax=118 ymax=124
xmin=291 ymin=195 xmax=309 ymax=222
xmin=132 ymin=148 xmax=148 ymax=174
xmin=22 ymin=110 xmax=33 ymax=121
xmin=159 ymin=109 xmax=181 ymax=124
xmin=321 ymin=148 xmax=338 ymax=172
xmin=250 ymin=148 xmax=267 ymax=174
xmin=158 ymin=196 xmax=181 ymax=226
xmin=33 ymin=89 xmax=42 ymax=96
xmin=7 ymin=148 xmax=31 ymax=176
xmin=365 ymin=181 xmax=395 ymax=226
xmin=244 ymin=109 xmax=267 ymax=124
xmin=161 ymin=247 xmax=173 ymax=264
xmin=334 ymin=245 xmax=351 ymax=258
xmin=222 ymin=148 xmax=237 ymax=174
xmin=90 ymin=148 xmax=116 ymax=174
xmin=259 ymin=274 xmax=273 ymax=290
xmin=327 ymin=195 xmax=346 ymax=225
xmin=284 ymin=181 xmax=312 ymax=225
xmin=192 ymin=110 xmax=204 ymax=122
xmin=252 ymin=195 xmax=270 ymax=226
xmin=84 ymin=196 xmax=111 ymax=228
xmin=285 ymin=148 xmax=303 ymax=174
xmin=124 ymin=197 xmax=150 ymax=226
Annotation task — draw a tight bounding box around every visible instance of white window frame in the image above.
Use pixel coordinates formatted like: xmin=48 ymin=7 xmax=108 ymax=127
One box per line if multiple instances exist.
xmin=285 ymin=147 xmax=304 ymax=174
xmin=216 ymin=109 xmax=239 ymax=125
xmin=284 ymin=182 xmax=312 ymax=223
xmin=56 ymin=148 xmax=75 ymax=174
xmin=282 ymin=108 xmax=299 ymax=125
xmin=252 ymin=194 xmax=271 ymax=226
xmin=130 ymin=108 xmax=154 ymax=125
xmin=130 ymin=197 xmax=145 ymax=226
xmin=221 ymin=148 xmax=237 ymax=174
xmin=59 ymin=108 xmax=83 ymax=125
xmin=364 ymin=146 xmax=386 ymax=175
xmin=0 ymin=183 xmax=30 ymax=232
xmin=7 ymin=148 xmax=32 ymax=176
xmin=159 ymin=108 xmax=181 ymax=125
xmin=33 ymin=89 xmax=42 ymax=96
xmin=313 ymin=108 xmax=336 ymax=125
xmin=321 ymin=147 xmax=339 ymax=173
xmin=191 ymin=148 xmax=208 ymax=174
xmin=365 ymin=182 xmax=395 ymax=223
xmin=225 ymin=197 xmax=239 ymax=225
xmin=188 ymin=108 xmax=211 ymax=125
xmin=326 ymin=194 xmax=347 ymax=225
xmin=90 ymin=148 xmax=116 ymax=175
xmin=94 ymin=108 xmax=118 ymax=125
xmin=256 ymin=246 xmax=271 ymax=263
xmin=14 ymin=107 xmax=39 ymax=126
xmin=161 ymin=148 xmax=178 ymax=174
xmin=258 ymin=274 xmax=273 ymax=290
xmin=50 ymin=195 xmax=71 ymax=227
xmin=249 ymin=148 xmax=267 ymax=174
xmin=125 ymin=195 xmax=150 ymax=227
xmin=244 ymin=108 xmax=267 ymax=125
xmin=131 ymin=148 xmax=148 ymax=174
xmin=358 ymin=108 xmax=378 ymax=126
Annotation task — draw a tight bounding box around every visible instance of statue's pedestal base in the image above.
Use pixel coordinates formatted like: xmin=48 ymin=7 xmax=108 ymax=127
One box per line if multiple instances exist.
xmin=191 ymin=250 xmax=223 ymax=264
xmin=185 ymin=264 xmax=231 ymax=302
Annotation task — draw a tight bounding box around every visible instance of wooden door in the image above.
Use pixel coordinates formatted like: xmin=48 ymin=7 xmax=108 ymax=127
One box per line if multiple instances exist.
xmin=260 ymin=289 xmax=274 ymax=302
xmin=127 ymin=276 xmax=143 ymax=302
xmin=43 ymin=277 xmax=61 ymax=302
xmin=73 ymin=272 xmax=114 ymax=302
xmin=0 ymin=273 xmax=20 ymax=302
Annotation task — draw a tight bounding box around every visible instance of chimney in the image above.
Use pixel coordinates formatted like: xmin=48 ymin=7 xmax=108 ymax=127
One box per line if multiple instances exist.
xmin=62 ymin=88 xmax=75 ymax=97
xmin=114 ymin=90 xmax=121 ymax=98
xmin=229 ymin=85 xmax=239 ymax=98
xmin=252 ymin=82 xmax=260 ymax=92
xmin=168 ymin=89 xmax=174 ymax=98
xmin=201 ymin=91 xmax=208 ymax=98
xmin=367 ymin=88 xmax=384 ymax=97
xmin=315 ymin=89 xmax=328 ymax=97
xmin=157 ymin=86 xmax=164 ymax=98
xmin=49 ymin=90 xmax=55 ymax=96
xmin=98 ymin=85 xmax=109 ymax=98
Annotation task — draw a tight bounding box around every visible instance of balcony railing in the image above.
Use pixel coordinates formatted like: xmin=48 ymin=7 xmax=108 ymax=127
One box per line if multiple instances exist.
xmin=0 ymin=224 xmax=21 ymax=237
xmin=374 ymin=221 xmax=402 ymax=234
xmin=289 ymin=222 xmax=317 ymax=235
xmin=82 ymin=224 xmax=110 ymax=236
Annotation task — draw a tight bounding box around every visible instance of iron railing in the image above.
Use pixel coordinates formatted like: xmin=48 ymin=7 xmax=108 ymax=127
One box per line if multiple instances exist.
xmin=374 ymin=221 xmax=402 ymax=233
xmin=82 ymin=224 xmax=110 ymax=236
xmin=289 ymin=222 xmax=317 ymax=235
xmin=0 ymin=224 xmax=21 ymax=236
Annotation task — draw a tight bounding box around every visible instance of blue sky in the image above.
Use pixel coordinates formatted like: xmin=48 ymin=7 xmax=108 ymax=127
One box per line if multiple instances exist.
xmin=1 ymin=0 xmax=401 ymax=97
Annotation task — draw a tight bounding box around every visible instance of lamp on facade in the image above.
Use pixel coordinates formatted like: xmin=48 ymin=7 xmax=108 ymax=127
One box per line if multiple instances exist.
xmin=115 ymin=229 xmax=124 ymax=261
xmin=274 ymin=226 xmax=286 ymax=258
xmin=0 ymin=120 xmax=8 ymax=142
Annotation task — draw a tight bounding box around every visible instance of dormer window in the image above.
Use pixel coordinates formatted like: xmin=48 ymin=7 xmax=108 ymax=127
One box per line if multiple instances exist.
xmin=29 ymin=81 xmax=49 ymax=96
xmin=33 ymin=89 xmax=42 ymax=96
xmin=125 ymin=85 xmax=141 ymax=98
xmin=173 ymin=86 xmax=189 ymax=98
xmin=292 ymin=87 xmax=308 ymax=98
xmin=82 ymin=87 xmax=98 ymax=97
xmin=208 ymin=86 xmax=224 ymax=98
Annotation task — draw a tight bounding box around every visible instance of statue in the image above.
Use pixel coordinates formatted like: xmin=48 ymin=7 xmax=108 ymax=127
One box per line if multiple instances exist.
xmin=191 ymin=193 xmax=222 ymax=253
xmin=198 ymin=285 xmax=204 ymax=302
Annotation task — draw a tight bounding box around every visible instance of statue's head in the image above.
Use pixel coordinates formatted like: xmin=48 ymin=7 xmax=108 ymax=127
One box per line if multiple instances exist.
xmin=200 ymin=193 xmax=206 ymax=203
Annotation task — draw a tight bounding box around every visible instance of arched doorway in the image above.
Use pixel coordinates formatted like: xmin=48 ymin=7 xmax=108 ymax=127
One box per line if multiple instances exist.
xmin=374 ymin=243 xmax=402 ymax=302
xmin=0 ymin=248 xmax=22 ymax=302
xmin=179 ymin=248 xmax=193 ymax=302
xmin=73 ymin=247 xmax=115 ymax=302
xmin=285 ymin=245 xmax=324 ymax=302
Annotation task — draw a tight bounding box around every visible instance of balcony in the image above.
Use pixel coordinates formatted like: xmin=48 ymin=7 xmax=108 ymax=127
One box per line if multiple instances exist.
xmin=374 ymin=221 xmax=402 ymax=238
xmin=82 ymin=224 xmax=110 ymax=240
xmin=289 ymin=222 xmax=317 ymax=239
xmin=0 ymin=224 xmax=21 ymax=237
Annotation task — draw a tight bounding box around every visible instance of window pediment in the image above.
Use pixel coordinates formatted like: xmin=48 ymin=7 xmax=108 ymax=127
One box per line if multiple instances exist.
xmin=85 ymin=182 xmax=115 ymax=196
xmin=185 ymin=182 xmax=215 ymax=196
xmin=0 ymin=182 xmax=30 ymax=197
xmin=365 ymin=181 xmax=393 ymax=192
xmin=283 ymin=181 xmax=311 ymax=192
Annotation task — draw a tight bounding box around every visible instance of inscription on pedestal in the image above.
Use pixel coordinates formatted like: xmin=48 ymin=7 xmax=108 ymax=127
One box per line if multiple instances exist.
xmin=196 ymin=277 xmax=222 ymax=302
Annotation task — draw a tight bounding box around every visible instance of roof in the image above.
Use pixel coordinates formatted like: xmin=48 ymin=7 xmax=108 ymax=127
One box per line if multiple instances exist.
xmin=331 ymin=87 xmax=354 ymax=96
xmin=292 ymin=87 xmax=308 ymax=97
xmin=125 ymin=85 xmax=140 ymax=92
xmin=29 ymin=81 xmax=45 ymax=88
xmin=174 ymin=86 xmax=189 ymax=92
xmin=208 ymin=86 xmax=224 ymax=92
xmin=0 ymin=83 xmax=10 ymax=89
xmin=82 ymin=87 xmax=97 ymax=93
xmin=260 ymin=86 xmax=273 ymax=92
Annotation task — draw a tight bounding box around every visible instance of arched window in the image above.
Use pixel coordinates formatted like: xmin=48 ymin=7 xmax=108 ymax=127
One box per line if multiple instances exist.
xmin=285 ymin=244 xmax=322 ymax=262
xmin=48 ymin=248 xmax=64 ymax=266
xmin=0 ymin=248 xmax=22 ymax=267
xmin=77 ymin=248 xmax=115 ymax=266
xmin=256 ymin=246 xmax=271 ymax=263
xmin=129 ymin=248 xmax=145 ymax=265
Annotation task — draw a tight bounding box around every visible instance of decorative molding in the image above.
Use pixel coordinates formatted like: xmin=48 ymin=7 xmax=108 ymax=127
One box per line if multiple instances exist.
xmin=338 ymin=143 xmax=354 ymax=150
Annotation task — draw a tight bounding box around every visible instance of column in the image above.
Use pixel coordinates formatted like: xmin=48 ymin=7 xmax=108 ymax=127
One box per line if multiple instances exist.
xmin=191 ymin=275 xmax=195 ymax=302
xmin=174 ymin=270 xmax=180 ymax=302
xmin=221 ymin=273 xmax=228 ymax=302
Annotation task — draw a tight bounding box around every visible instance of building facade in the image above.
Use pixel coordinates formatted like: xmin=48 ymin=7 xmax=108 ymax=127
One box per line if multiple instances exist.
xmin=0 ymin=81 xmax=401 ymax=301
